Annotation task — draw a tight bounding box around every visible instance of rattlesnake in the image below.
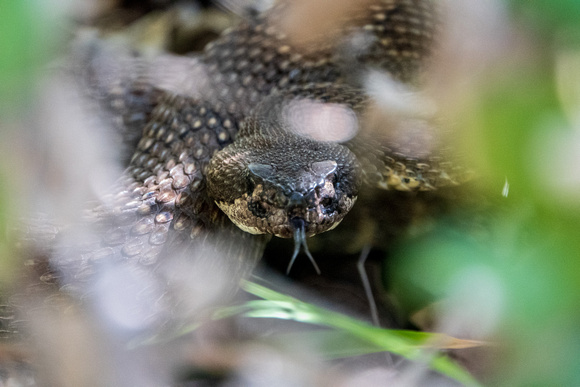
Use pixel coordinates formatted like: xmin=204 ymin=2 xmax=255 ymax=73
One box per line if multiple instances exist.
xmin=2 ymin=0 xmax=470 ymax=372
xmin=82 ymin=0 xmax=463 ymax=278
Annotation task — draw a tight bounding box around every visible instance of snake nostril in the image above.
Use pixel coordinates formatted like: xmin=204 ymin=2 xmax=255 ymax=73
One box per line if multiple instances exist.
xmin=320 ymin=197 xmax=338 ymax=214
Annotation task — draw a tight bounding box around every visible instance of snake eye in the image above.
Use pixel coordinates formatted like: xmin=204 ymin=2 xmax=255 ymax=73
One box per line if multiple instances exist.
xmin=248 ymin=199 xmax=268 ymax=218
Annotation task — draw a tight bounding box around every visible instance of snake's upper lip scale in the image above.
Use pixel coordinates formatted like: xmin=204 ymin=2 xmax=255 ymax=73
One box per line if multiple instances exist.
xmin=290 ymin=216 xmax=309 ymax=230
xmin=285 ymin=190 xmax=317 ymax=212
xmin=287 ymin=191 xmax=308 ymax=207
xmin=286 ymin=200 xmax=317 ymax=225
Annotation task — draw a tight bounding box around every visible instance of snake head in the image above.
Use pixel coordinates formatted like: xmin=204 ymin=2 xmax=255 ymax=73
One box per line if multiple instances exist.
xmin=206 ymin=135 xmax=361 ymax=238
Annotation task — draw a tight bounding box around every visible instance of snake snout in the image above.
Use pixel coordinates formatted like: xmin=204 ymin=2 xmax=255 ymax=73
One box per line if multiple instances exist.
xmin=286 ymin=189 xmax=317 ymax=211
xmin=288 ymin=191 xmax=307 ymax=208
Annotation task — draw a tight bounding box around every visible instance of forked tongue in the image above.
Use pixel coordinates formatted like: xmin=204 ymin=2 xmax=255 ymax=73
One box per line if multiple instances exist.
xmin=286 ymin=218 xmax=321 ymax=275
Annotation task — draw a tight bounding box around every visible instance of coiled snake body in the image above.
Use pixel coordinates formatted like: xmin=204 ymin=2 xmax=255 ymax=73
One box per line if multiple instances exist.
xmin=4 ymin=0 xmax=468 ymax=340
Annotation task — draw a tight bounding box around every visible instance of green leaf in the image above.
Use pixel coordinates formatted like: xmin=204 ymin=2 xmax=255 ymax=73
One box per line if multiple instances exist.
xmin=238 ymin=281 xmax=482 ymax=386
xmin=505 ymin=0 xmax=580 ymax=43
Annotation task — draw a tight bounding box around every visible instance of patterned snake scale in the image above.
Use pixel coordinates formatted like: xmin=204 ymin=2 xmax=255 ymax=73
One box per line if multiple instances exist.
xmin=2 ymin=0 xmax=471 ymax=341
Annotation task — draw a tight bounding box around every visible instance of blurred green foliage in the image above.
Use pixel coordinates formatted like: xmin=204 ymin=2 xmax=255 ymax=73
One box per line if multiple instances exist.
xmin=0 ymin=0 xmax=35 ymax=286
xmin=389 ymin=1 xmax=580 ymax=385
xmin=506 ymin=0 xmax=580 ymax=43
xmin=0 ymin=0 xmax=59 ymax=116
xmin=230 ymin=281 xmax=482 ymax=386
